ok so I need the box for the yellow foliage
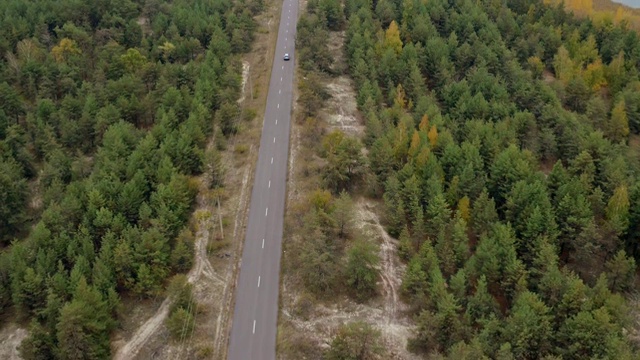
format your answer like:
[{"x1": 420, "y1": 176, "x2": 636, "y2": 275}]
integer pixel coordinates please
[
  {"x1": 415, "y1": 147, "x2": 430, "y2": 168},
  {"x1": 418, "y1": 114, "x2": 429, "y2": 132},
  {"x1": 309, "y1": 189, "x2": 333, "y2": 212},
  {"x1": 457, "y1": 196, "x2": 470, "y2": 223},
  {"x1": 615, "y1": 7, "x2": 629, "y2": 24},
  {"x1": 394, "y1": 84, "x2": 407, "y2": 109},
  {"x1": 195, "y1": 210, "x2": 212, "y2": 222},
  {"x1": 322, "y1": 130, "x2": 346, "y2": 156},
  {"x1": 583, "y1": 59, "x2": 607, "y2": 91},
  {"x1": 609, "y1": 99, "x2": 629, "y2": 141},
  {"x1": 428, "y1": 125, "x2": 438, "y2": 148},
  {"x1": 159, "y1": 41, "x2": 176, "y2": 60},
  {"x1": 408, "y1": 131, "x2": 421, "y2": 158},
  {"x1": 527, "y1": 56, "x2": 544, "y2": 78},
  {"x1": 384, "y1": 20, "x2": 403, "y2": 54},
  {"x1": 51, "y1": 38, "x2": 81, "y2": 63},
  {"x1": 566, "y1": 0, "x2": 593, "y2": 15}
]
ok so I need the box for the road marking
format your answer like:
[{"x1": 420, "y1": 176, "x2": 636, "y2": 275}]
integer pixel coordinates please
[
  {"x1": 282, "y1": 65, "x2": 284, "y2": 70},
  {"x1": 265, "y1": 207, "x2": 268, "y2": 216},
  {"x1": 273, "y1": 137, "x2": 276, "y2": 143},
  {"x1": 262, "y1": 238, "x2": 265, "y2": 248},
  {"x1": 279, "y1": 89, "x2": 281, "y2": 94},
  {"x1": 275, "y1": 119, "x2": 278, "y2": 124},
  {"x1": 277, "y1": 103, "x2": 280, "y2": 109},
  {"x1": 271, "y1": 157, "x2": 273, "y2": 164},
  {"x1": 285, "y1": 37, "x2": 287, "y2": 41},
  {"x1": 280, "y1": 77, "x2": 282, "y2": 82},
  {"x1": 268, "y1": 180, "x2": 271, "y2": 188},
  {"x1": 258, "y1": 276, "x2": 261, "y2": 288},
  {"x1": 253, "y1": 320, "x2": 256, "y2": 334}
]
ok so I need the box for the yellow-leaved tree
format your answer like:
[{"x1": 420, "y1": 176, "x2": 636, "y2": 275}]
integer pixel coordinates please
[
  {"x1": 608, "y1": 99, "x2": 629, "y2": 142},
  {"x1": 384, "y1": 20, "x2": 403, "y2": 55},
  {"x1": 583, "y1": 59, "x2": 607, "y2": 91},
  {"x1": 428, "y1": 124, "x2": 438, "y2": 148},
  {"x1": 51, "y1": 38, "x2": 81, "y2": 63}
]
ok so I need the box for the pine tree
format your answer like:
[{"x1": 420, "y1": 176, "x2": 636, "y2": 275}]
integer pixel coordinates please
[
  {"x1": 606, "y1": 185, "x2": 630, "y2": 236},
  {"x1": 384, "y1": 21, "x2": 403, "y2": 55},
  {"x1": 56, "y1": 277, "x2": 113, "y2": 360},
  {"x1": 503, "y1": 291, "x2": 553, "y2": 359},
  {"x1": 345, "y1": 239, "x2": 379, "y2": 301},
  {"x1": 471, "y1": 189, "x2": 498, "y2": 238},
  {"x1": 605, "y1": 250, "x2": 636, "y2": 292},
  {"x1": 607, "y1": 100, "x2": 630, "y2": 142},
  {"x1": 466, "y1": 275, "x2": 499, "y2": 324}
]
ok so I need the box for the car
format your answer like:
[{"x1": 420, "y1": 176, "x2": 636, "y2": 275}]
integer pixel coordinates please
[{"x1": 283, "y1": 53, "x2": 290, "y2": 61}]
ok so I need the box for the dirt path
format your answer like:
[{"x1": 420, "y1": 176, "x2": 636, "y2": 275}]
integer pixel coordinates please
[{"x1": 361, "y1": 202, "x2": 400, "y2": 324}]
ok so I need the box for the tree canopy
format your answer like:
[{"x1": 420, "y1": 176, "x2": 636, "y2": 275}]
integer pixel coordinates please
[
  {"x1": 0, "y1": 0, "x2": 261, "y2": 357},
  {"x1": 339, "y1": 0, "x2": 640, "y2": 357}
]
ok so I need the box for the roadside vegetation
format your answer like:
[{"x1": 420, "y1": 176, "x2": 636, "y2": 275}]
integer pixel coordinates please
[{"x1": 0, "y1": 0, "x2": 262, "y2": 357}]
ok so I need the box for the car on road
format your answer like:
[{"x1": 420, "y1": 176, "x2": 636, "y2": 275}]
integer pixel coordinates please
[{"x1": 283, "y1": 53, "x2": 290, "y2": 61}]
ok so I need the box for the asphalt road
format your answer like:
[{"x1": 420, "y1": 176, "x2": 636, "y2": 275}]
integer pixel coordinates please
[{"x1": 227, "y1": 0, "x2": 298, "y2": 359}]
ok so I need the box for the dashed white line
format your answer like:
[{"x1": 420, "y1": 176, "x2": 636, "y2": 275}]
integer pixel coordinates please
[
  {"x1": 253, "y1": 320, "x2": 256, "y2": 334},
  {"x1": 279, "y1": 89, "x2": 281, "y2": 94},
  {"x1": 275, "y1": 119, "x2": 278, "y2": 125},
  {"x1": 268, "y1": 180, "x2": 271, "y2": 188},
  {"x1": 282, "y1": 65, "x2": 284, "y2": 70},
  {"x1": 273, "y1": 137, "x2": 276, "y2": 143},
  {"x1": 265, "y1": 207, "x2": 268, "y2": 216},
  {"x1": 271, "y1": 157, "x2": 274, "y2": 164},
  {"x1": 285, "y1": 37, "x2": 287, "y2": 41},
  {"x1": 262, "y1": 238, "x2": 265, "y2": 248},
  {"x1": 277, "y1": 104, "x2": 280, "y2": 109},
  {"x1": 280, "y1": 77, "x2": 282, "y2": 82},
  {"x1": 258, "y1": 276, "x2": 261, "y2": 288}
]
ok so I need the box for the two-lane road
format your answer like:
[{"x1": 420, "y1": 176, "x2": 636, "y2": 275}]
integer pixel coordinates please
[{"x1": 227, "y1": 0, "x2": 298, "y2": 358}]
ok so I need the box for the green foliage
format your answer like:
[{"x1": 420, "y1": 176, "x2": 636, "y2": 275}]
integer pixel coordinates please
[
  {"x1": 0, "y1": 159, "x2": 28, "y2": 243},
  {"x1": 165, "y1": 274, "x2": 196, "y2": 340},
  {"x1": 56, "y1": 277, "x2": 114, "y2": 360},
  {"x1": 321, "y1": 130, "x2": 366, "y2": 192},
  {"x1": 325, "y1": 321, "x2": 385, "y2": 360},
  {"x1": 0, "y1": 0, "x2": 261, "y2": 356},
  {"x1": 345, "y1": 239, "x2": 379, "y2": 301},
  {"x1": 340, "y1": 0, "x2": 640, "y2": 357},
  {"x1": 166, "y1": 307, "x2": 195, "y2": 340}
]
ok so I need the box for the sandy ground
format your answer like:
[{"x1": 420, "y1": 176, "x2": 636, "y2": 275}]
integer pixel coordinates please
[{"x1": 0, "y1": 323, "x2": 27, "y2": 360}]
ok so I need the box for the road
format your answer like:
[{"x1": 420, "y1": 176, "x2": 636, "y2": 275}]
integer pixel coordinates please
[{"x1": 227, "y1": 0, "x2": 298, "y2": 358}]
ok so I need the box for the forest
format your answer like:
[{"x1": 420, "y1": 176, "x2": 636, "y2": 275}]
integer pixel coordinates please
[
  {"x1": 0, "y1": 0, "x2": 260, "y2": 357},
  {"x1": 290, "y1": 0, "x2": 640, "y2": 358}
]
